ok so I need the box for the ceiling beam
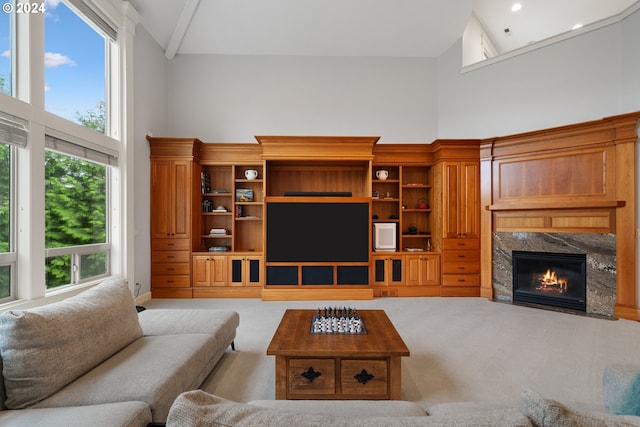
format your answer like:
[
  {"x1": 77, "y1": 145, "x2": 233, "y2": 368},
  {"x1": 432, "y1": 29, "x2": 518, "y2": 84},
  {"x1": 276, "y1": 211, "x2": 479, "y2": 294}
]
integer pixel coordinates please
[{"x1": 165, "y1": 0, "x2": 200, "y2": 59}]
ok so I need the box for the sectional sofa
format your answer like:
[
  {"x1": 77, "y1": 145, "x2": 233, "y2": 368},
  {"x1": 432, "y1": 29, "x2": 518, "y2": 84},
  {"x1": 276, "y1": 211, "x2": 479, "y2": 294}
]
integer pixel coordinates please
[
  {"x1": 165, "y1": 364, "x2": 640, "y2": 426},
  {"x1": 0, "y1": 276, "x2": 239, "y2": 426}
]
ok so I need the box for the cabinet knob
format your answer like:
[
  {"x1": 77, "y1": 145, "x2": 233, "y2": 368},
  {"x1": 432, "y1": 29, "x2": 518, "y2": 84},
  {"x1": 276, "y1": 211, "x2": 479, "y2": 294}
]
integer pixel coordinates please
[
  {"x1": 354, "y1": 369, "x2": 375, "y2": 385},
  {"x1": 301, "y1": 367, "x2": 322, "y2": 383}
]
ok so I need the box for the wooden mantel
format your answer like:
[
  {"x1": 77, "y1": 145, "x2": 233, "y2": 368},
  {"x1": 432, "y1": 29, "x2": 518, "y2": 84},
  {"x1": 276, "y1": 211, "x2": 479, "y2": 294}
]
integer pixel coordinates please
[{"x1": 480, "y1": 111, "x2": 640, "y2": 320}]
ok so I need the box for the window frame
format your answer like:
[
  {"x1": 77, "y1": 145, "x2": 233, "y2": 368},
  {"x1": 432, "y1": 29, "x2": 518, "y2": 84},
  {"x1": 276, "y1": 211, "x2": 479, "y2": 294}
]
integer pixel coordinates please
[{"x1": 0, "y1": 143, "x2": 17, "y2": 303}]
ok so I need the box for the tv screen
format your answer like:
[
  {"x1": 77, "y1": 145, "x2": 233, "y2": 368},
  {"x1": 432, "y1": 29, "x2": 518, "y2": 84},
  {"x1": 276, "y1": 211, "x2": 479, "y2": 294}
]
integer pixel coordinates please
[{"x1": 266, "y1": 202, "x2": 369, "y2": 263}]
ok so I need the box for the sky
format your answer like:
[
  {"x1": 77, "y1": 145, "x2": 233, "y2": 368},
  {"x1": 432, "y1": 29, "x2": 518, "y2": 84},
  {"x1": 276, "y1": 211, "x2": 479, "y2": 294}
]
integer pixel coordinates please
[{"x1": 1, "y1": 0, "x2": 105, "y2": 124}]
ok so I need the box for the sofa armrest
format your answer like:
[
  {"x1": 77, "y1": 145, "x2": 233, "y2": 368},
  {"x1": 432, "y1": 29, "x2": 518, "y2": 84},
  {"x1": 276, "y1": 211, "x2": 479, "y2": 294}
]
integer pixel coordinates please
[{"x1": 603, "y1": 364, "x2": 640, "y2": 412}]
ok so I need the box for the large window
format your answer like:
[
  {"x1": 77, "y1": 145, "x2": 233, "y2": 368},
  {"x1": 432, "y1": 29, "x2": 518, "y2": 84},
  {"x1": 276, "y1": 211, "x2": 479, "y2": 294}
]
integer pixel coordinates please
[
  {"x1": 0, "y1": 143, "x2": 12, "y2": 300},
  {"x1": 44, "y1": 144, "x2": 111, "y2": 289},
  {"x1": 0, "y1": 2, "x2": 12, "y2": 96},
  {"x1": 45, "y1": 0, "x2": 107, "y2": 131},
  {"x1": 0, "y1": 0, "x2": 127, "y2": 305}
]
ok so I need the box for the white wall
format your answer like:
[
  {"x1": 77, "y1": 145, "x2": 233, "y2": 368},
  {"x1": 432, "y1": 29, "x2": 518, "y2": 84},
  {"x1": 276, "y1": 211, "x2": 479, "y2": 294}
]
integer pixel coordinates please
[
  {"x1": 133, "y1": 27, "x2": 169, "y2": 297},
  {"x1": 166, "y1": 55, "x2": 438, "y2": 143},
  {"x1": 438, "y1": 21, "x2": 632, "y2": 139},
  {"x1": 621, "y1": 8, "x2": 640, "y2": 112}
]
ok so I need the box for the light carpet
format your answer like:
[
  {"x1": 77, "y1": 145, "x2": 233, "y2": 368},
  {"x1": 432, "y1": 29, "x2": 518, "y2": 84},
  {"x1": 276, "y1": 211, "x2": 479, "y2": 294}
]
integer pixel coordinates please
[{"x1": 143, "y1": 297, "x2": 640, "y2": 410}]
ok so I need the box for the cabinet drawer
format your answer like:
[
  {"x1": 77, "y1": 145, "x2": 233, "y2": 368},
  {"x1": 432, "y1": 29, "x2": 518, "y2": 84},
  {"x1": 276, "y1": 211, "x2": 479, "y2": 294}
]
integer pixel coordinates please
[
  {"x1": 442, "y1": 238, "x2": 479, "y2": 250},
  {"x1": 151, "y1": 263, "x2": 191, "y2": 276},
  {"x1": 341, "y1": 359, "x2": 388, "y2": 396},
  {"x1": 151, "y1": 238, "x2": 190, "y2": 251},
  {"x1": 288, "y1": 359, "x2": 335, "y2": 395},
  {"x1": 443, "y1": 250, "x2": 480, "y2": 262},
  {"x1": 442, "y1": 261, "x2": 480, "y2": 274},
  {"x1": 443, "y1": 274, "x2": 480, "y2": 287},
  {"x1": 151, "y1": 276, "x2": 191, "y2": 288},
  {"x1": 152, "y1": 251, "x2": 190, "y2": 263}
]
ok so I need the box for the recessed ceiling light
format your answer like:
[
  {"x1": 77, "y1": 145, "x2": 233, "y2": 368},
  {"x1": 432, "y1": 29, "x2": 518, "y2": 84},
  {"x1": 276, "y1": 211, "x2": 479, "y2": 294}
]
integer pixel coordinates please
[
  {"x1": 572, "y1": 23, "x2": 583, "y2": 30},
  {"x1": 511, "y1": 3, "x2": 522, "y2": 12}
]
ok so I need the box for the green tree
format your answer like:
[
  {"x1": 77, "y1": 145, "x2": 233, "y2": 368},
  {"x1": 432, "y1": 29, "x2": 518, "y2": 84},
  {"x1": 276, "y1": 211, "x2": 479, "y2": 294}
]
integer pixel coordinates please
[
  {"x1": 0, "y1": 144, "x2": 10, "y2": 298},
  {"x1": 45, "y1": 102, "x2": 107, "y2": 287},
  {"x1": 0, "y1": 144, "x2": 9, "y2": 254},
  {"x1": 75, "y1": 101, "x2": 105, "y2": 134}
]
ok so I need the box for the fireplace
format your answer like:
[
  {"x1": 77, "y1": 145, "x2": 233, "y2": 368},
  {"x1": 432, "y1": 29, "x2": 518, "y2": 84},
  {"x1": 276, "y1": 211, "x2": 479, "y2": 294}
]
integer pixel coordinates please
[{"x1": 512, "y1": 251, "x2": 587, "y2": 312}]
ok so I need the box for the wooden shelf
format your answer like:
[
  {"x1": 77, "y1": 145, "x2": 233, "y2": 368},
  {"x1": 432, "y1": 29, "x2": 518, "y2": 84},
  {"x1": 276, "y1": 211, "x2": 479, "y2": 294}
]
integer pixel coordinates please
[{"x1": 488, "y1": 201, "x2": 625, "y2": 211}]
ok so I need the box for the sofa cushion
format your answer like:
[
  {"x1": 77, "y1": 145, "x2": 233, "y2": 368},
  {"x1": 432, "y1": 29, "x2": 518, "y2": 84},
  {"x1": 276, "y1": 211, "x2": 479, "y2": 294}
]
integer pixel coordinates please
[
  {"x1": 167, "y1": 390, "x2": 533, "y2": 427},
  {"x1": 605, "y1": 365, "x2": 640, "y2": 413},
  {"x1": 0, "y1": 401, "x2": 151, "y2": 427},
  {"x1": 520, "y1": 388, "x2": 640, "y2": 427},
  {"x1": 605, "y1": 365, "x2": 640, "y2": 416},
  {"x1": 138, "y1": 308, "x2": 239, "y2": 345},
  {"x1": 0, "y1": 276, "x2": 143, "y2": 409},
  {"x1": 32, "y1": 333, "x2": 224, "y2": 423}
]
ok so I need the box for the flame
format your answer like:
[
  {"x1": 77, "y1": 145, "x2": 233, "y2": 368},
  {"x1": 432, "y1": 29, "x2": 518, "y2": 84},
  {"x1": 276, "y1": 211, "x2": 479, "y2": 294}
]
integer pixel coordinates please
[{"x1": 536, "y1": 268, "x2": 568, "y2": 293}]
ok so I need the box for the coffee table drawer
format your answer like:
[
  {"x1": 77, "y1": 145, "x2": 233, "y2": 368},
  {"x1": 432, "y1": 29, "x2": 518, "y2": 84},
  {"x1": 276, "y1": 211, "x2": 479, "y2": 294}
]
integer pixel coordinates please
[
  {"x1": 341, "y1": 359, "x2": 388, "y2": 396},
  {"x1": 288, "y1": 359, "x2": 335, "y2": 395}
]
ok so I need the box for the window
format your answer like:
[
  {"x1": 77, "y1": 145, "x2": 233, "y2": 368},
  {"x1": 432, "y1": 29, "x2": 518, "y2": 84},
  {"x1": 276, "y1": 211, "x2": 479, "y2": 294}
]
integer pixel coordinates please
[
  {"x1": 0, "y1": 111, "x2": 25, "y2": 302},
  {"x1": 0, "y1": 143, "x2": 13, "y2": 300},
  {"x1": 0, "y1": 0, "x2": 128, "y2": 305},
  {"x1": 0, "y1": 2, "x2": 12, "y2": 95},
  {"x1": 44, "y1": 140, "x2": 113, "y2": 289},
  {"x1": 44, "y1": 0, "x2": 107, "y2": 131}
]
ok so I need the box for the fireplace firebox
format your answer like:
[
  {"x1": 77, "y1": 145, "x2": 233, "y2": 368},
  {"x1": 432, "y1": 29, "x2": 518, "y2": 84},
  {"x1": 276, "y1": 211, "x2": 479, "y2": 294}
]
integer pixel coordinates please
[{"x1": 512, "y1": 251, "x2": 587, "y2": 312}]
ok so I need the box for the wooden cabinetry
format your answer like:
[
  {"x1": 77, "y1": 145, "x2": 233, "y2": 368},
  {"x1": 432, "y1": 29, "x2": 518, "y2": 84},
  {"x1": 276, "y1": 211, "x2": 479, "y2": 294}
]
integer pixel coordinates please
[
  {"x1": 228, "y1": 254, "x2": 263, "y2": 287},
  {"x1": 192, "y1": 254, "x2": 228, "y2": 287},
  {"x1": 433, "y1": 141, "x2": 481, "y2": 297},
  {"x1": 149, "y1": 138, "x2": 201, "y2": 298},
  {"x1": 442, "y1": 161, "x2": 479, "y2": 239},
  {"x1": 371, "y1": 254, "x2": 403, "y2": 291},
  {"x1": 404, "y1": 254, "x2": 440, "y2": 287},
  {"x1": 147, "y1": 136, "x2": 482, "y2": 300}
]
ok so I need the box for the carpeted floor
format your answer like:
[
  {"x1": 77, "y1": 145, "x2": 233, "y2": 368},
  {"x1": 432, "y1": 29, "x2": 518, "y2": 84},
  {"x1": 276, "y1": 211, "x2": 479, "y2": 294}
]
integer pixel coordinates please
[{"x1": 143, "y1": 297, "x2": 640, "y2": 410}]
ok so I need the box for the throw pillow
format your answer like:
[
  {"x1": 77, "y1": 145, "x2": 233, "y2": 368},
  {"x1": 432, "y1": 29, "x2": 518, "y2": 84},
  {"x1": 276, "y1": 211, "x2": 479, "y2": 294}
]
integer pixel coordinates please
[
  {"x1": 611, "y1": 372, "x2": 640, "y2": 416},
  {"x1": 521, "y1": 388, "x2": 640, "y2": 427},
  {"x1": 0, "y1": 276, "x2": 143, "y2": 409}
]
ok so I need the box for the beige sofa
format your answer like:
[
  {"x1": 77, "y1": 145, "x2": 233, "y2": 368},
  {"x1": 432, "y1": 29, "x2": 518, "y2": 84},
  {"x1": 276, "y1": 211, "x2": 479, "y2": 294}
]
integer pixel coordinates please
[
  {"x1": 0, "y1": 276, "x2": 239, "y2": 426},
  {"x1": 166, "y1": 364, "x2": 640, "y2": 426}
]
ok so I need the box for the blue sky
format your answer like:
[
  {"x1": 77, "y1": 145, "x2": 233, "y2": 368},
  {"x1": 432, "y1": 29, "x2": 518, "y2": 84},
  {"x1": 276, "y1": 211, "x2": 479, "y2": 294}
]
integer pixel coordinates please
[{"x1": 1, "y1": 0, "x2": 105, "y2": 124}]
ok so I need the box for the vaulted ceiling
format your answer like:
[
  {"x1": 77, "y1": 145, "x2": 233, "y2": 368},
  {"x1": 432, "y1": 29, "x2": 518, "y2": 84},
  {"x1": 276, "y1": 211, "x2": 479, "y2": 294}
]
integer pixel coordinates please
[{"x1": 127, "y1": 0, "x2": 639, "y2": 60}]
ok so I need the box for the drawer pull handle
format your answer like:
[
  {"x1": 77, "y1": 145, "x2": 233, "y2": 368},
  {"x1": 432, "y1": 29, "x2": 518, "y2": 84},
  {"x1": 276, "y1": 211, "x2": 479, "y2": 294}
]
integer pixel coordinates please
[
  {"x1": 167, "y1": 255, "x2": 174, "y2": 259},
  {"x1": 458, "y1": 255, "x2": 465, "y2": 258},
  {"x1": 354, "y1": 369, "x2": 375, "y2": 385},
  {"x1": 301, "y1": 367, "x2": 322, "y2": 383},
  {"x1": 458, "y1": 279, "x2": 466, "y2": 282},
  {"x1": 458, "y1": 267, "x2": 465, "y2": 270}
]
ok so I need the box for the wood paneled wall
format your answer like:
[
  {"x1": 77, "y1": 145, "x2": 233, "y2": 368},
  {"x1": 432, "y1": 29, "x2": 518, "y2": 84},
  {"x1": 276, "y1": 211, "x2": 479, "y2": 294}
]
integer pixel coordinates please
[{"x1": 480, "y1": 112, "x2": 640, "y2": 320}]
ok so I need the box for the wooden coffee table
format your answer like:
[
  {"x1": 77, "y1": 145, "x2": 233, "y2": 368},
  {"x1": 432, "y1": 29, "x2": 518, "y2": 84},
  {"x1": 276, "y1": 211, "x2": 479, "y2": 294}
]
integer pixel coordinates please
[{"x1": 267, "y1": 309, "x2": 410, "y2": 400}]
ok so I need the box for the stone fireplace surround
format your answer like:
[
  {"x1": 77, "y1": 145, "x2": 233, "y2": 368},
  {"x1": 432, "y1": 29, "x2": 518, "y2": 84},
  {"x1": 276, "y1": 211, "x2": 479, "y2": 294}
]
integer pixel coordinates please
[
  {"x1": 479, "y1": 112, "x2": 640, "y2": 320},
  {"x1": 492, "y1": 232, "x2": 616, "y2": 317}
]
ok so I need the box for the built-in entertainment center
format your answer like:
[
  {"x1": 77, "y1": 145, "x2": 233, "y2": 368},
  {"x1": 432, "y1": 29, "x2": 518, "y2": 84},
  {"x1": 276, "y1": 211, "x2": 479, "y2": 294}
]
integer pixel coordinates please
[{"x1": 148, "y1": 135, "x2": 481, "y2": 300}]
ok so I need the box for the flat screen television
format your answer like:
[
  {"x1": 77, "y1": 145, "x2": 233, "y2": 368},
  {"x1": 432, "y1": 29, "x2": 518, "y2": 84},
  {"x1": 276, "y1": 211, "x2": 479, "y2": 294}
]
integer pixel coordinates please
[{"x1": 266, "y1": 202, "x2": 369, "y2": 263}]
